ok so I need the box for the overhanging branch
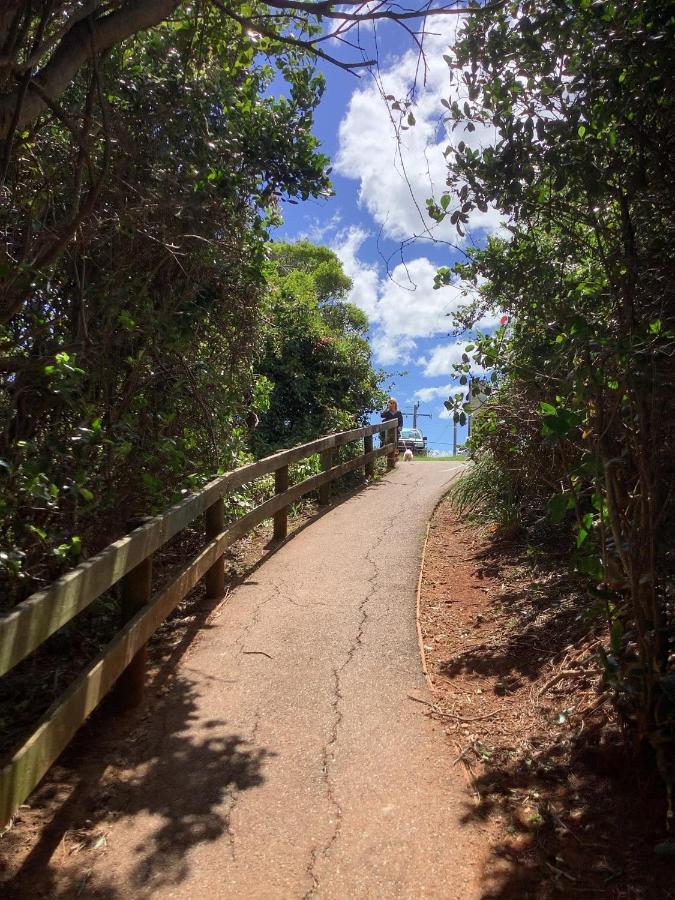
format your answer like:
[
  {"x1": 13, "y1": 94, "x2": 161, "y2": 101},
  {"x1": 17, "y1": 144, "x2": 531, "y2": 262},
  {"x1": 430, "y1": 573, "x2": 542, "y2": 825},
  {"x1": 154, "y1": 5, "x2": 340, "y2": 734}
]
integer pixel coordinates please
[
  {"x1": 0, "y1": 0, "x2": 180, "y2": 140},
  {"x1": 0, "y1": 0, "x2": 501, "y2": 139}
]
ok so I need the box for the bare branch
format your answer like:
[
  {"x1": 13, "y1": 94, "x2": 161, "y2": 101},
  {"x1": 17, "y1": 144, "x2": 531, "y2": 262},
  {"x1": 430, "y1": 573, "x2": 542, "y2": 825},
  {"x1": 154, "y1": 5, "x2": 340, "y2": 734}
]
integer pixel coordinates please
[
  {"x1": 212, "y1": 0, "x2": 375, "y2": 73},
  {"x1": 0, "y1": 0, "x2": 500, "y2": 138}
]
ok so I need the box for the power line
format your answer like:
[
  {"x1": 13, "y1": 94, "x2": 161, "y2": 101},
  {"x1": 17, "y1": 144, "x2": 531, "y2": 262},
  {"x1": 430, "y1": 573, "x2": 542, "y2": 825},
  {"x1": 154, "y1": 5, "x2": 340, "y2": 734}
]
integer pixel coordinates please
[{"x1": 400, "y1": 400, "x2": 432, "y2": 429}]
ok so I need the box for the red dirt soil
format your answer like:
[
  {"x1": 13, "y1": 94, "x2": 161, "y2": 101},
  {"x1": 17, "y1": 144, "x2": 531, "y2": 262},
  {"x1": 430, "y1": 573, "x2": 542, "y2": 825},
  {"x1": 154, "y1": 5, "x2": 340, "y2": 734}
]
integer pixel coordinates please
[{"x1": 417, "y1": 496, "x2": 673, "y2": 900}]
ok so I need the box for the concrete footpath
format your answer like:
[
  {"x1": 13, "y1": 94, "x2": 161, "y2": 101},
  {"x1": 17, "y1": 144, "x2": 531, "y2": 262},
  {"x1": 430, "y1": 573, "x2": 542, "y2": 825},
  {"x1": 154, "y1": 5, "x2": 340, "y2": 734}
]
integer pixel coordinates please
[{"x1": 76, "y1": 463, "x2": 485, "y2": 898}]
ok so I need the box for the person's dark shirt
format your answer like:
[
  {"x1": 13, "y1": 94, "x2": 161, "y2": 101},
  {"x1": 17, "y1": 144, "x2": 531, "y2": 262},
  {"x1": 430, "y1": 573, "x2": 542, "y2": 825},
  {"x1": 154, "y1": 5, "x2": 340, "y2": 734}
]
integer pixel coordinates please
[{"x1": 381, "y1": 408, "x2": 403, "y2": 434}]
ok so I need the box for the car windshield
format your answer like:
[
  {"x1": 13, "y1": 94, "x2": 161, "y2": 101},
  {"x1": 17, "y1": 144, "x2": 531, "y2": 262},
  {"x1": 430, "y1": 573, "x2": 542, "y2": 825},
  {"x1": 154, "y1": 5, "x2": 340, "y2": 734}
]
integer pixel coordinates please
[{"x1": 401, "y1": 429, "x2": 423, "y2": 440}]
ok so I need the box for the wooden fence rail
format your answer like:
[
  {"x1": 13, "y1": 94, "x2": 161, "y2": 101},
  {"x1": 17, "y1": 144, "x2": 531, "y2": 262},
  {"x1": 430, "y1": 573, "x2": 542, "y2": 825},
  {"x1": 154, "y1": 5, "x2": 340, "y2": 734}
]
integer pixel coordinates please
[{"x1": 0, "y1": 420, "x2": 398, "y2": 827}]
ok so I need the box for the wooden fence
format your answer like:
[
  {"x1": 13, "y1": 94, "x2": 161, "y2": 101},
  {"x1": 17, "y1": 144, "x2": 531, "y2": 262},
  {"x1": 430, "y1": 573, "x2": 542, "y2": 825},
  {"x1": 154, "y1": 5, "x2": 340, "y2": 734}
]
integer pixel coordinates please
[{"x1": 0, "y1": 420, "x2": 398, "y2": 828}]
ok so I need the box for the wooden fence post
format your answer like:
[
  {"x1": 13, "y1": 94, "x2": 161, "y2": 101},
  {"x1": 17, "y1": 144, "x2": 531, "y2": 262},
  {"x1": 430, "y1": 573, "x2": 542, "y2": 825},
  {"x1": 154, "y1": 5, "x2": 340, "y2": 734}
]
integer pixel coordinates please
[
  {"x1": 205, "y1": 497, "x2": 225, "y2": 598},
  {"x1": 364, "y1": 433, "x2": 374, "y2": 479},
  {"x1": 319, "y1": 448, "x2": 333, "y2": 506},
  {"x1": 115, "y1": 516, "x2": 153, "y2": 709},
  {"x1": 387, "y1": 424, "x2": 397, "y2": 470},
  {"x1": 273, "y1": 465, "x2": 289, "y2": 539}
]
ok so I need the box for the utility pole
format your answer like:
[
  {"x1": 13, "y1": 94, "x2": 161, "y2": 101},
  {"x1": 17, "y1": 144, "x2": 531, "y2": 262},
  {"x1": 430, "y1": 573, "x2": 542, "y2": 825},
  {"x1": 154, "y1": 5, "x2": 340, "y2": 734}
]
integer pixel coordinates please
[{"x1": 401, "y1": 401, "x2": 432, "y2": 430}]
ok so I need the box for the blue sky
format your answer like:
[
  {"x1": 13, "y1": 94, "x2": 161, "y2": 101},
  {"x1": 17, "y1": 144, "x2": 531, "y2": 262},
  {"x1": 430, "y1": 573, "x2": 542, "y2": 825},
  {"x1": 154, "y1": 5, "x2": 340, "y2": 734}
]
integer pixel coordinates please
[{"x1": 274, "y1": 20, "x2": 503, "y2": 452}]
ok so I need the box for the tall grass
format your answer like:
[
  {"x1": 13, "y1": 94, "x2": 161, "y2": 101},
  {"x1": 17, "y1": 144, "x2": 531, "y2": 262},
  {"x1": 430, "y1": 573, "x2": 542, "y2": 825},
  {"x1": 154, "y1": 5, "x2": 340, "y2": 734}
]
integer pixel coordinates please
[{"x1": 448, "y1": 453, "x2": 521, "y2": 534}]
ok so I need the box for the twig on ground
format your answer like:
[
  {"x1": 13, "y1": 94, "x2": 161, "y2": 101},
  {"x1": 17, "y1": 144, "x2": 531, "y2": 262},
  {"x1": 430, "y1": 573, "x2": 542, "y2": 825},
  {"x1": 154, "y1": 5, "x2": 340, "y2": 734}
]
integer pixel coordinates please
[
  {"x1": 581, "y1": 693, "x2": 610, "y2": 717},
  {"x1": 407, "y1": 693, "x2": 501, "y2": 723},
  {"x1": 243, "y1": 650, "x2": 274, "y2": 659},
  {"x1": 451, "y1": 740, "x2": 482, "y2": 805},
  {"x1": 545, "y1": 861, "x2": 577, "y2": 882},
  {"x1": 537, "y1": 668, "x2": 596, "y2": 699},
  {"x1": 452, "y1": 743, "x2": 476, "y2": 765}
]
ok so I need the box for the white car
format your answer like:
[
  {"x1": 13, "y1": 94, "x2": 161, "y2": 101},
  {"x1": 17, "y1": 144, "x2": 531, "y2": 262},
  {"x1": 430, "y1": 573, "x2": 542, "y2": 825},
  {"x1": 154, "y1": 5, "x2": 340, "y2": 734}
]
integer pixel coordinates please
[{"x1": 398, "y1": 428, "x2": 427, "y2": 455}]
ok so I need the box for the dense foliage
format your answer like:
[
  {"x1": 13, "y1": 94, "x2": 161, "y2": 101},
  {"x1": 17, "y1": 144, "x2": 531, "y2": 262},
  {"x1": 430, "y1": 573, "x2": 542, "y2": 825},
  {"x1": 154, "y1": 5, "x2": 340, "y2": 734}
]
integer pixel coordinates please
[
  {"x1": 434, "y1": 0, "x2": 674, "y2": 790},
  {"x1": 0, "y1": 8, "x2": 385, "y2": 608},
  {"x1": 253, "y1": 242, "x2": 385, "y2": 454}
]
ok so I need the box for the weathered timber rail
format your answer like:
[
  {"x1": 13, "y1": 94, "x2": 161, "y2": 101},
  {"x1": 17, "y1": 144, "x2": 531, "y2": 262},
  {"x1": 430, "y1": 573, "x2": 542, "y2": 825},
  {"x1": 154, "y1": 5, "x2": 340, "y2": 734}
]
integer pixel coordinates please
[{"x1": 0, "y1": 420, "x2": 398, "y2": 828}]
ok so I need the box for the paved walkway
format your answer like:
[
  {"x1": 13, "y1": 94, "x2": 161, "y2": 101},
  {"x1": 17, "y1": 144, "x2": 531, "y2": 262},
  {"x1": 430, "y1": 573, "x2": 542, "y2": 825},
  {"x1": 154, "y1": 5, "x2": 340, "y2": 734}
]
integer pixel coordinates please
[{"x1": 78, "y1": 463, "x2": 484, "y2": 899}]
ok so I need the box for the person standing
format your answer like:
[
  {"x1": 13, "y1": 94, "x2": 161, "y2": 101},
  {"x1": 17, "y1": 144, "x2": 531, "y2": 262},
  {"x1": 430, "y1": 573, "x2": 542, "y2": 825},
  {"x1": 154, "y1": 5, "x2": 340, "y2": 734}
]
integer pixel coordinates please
[{"x1": 381, "y1": 397, "x2": 403, "y2": 451}]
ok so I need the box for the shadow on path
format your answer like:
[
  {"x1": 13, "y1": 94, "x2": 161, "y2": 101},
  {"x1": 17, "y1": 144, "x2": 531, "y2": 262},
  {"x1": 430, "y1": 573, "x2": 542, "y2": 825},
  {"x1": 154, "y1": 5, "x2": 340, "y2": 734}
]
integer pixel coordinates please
[
  {"x1": 4, "y1": 672, "x2": 269, "y2": 899},
  {"x1": 2, "y1": 479, "x2": 390, "y2": 897}
]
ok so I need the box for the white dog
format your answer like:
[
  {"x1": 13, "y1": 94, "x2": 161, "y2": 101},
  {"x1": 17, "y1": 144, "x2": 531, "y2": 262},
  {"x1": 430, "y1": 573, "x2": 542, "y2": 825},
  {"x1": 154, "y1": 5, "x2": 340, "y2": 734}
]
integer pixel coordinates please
[{"x1": 403, "y1": 448, "x2": 414, "y2": 462}]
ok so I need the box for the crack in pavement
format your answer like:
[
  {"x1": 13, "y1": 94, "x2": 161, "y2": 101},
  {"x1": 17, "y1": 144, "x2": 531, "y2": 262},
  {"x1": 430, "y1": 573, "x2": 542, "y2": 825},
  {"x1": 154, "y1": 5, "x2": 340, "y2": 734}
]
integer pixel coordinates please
[
  {"x1": 222, "y1": 707, "x2": 263, "y2": 861},
  {"x1": 302, "y1": 666, "x2": 343, "y2": 900},
  {"x1": 303, "y1": 489, "x2": 412, "y2": 897},
  {"x1": 232, "y1": 581, "x2": 284, "y2": 659}
]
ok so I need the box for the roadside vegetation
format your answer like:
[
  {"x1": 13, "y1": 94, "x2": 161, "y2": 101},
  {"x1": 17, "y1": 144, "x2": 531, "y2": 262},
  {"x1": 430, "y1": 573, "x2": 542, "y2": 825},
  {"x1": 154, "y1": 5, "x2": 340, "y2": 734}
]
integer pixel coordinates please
[
  {"x1": 0, "y1": 15, "x2": 385, "y2": 610},
  {"x1": 0, "y1": 7, "x2": 389, "y2": 774},
  {"x1": 434, "y1": 0, "x2": 674, "y2": 804}
]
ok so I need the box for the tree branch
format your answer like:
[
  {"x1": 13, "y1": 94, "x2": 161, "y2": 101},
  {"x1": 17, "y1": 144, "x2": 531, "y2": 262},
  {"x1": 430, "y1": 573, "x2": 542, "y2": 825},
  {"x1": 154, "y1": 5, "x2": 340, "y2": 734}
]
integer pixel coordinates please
[
  {"x1": 212, "y1": 0, "x2": 375, "y2": 73},
  {"x1": 0, "y1": 0, "x2": 501, "y2": 138},
  {"x1": 0, "y1": 0, "x2": 180, "y2": 140},
  {"x1": 263, "y1": 0, "x2": 495, "y2": 22}
]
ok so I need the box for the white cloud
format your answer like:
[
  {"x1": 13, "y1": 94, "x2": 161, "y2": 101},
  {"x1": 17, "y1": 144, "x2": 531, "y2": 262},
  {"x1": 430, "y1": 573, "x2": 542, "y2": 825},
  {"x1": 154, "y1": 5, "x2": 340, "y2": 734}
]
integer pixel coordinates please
[
  {"x1": 377, "y1": 257, "x2": 457, "y2": 338},
  {"x1": 412, "y1": 383, "x2": 457, "y2": 402},
  {"x1": 371, "y1": 331, "x2": 417, "y2": 365},
  {"x1": 332, "y1": 225, "x2": 380, "y2": 321},
  {"x1": 333, "y1": 226, "x2": 481, "y2": 365},
  {"x1": 419, "y1": 341, "x2": 467, "y2": 377},
  {"x1": 294, "y1": 210, "x2": 343, "y2": 244},
  {"x1": 335, "y1": 23, "x2": 504, "y2": 244}
]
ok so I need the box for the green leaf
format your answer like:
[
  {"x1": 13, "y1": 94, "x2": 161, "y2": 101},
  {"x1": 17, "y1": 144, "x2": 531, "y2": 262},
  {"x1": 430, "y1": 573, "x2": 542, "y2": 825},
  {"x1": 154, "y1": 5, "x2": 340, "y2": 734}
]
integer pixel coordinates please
[{"x1": 547, "y1": 493, "x2": 567, "y2": 524}]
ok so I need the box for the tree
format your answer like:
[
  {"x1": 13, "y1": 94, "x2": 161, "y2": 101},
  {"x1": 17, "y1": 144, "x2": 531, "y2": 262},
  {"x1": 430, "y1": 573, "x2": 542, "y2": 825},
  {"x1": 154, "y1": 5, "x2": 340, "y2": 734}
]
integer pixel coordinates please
[
  {"x1": 0, "y1": 14, "x2": 330, "y2": 603},
  {"x1": 252, "y1": 241, "x2": 385, "y2": 453},
  {"x1": 0, "y1": 1, "x2": 504, "y2": 321},
  {"x1": 431, "y1": 0, "x2": 674, "y2": 782},
  {"x1": 0, "y1": 0, "x2": 492, "y2": 134}
]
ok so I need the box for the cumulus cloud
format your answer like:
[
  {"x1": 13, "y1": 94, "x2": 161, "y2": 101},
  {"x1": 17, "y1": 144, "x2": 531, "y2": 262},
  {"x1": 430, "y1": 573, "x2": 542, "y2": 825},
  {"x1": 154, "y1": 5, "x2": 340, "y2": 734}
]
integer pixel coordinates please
[
  {"x1": 335, "y1": 23, "x2": 504, "y2": 243},
  {"x1": 332, "y1": 225, "x2": 380, "y2": 321},
  {"x1": 419, "y1": 341, "x2": 468, "y2": 377},
  {"x1": 333, "y1": 226, "x2": 480, "y2": 365},
  {"x1": 371, "y1": 332, "x2": 417, "y2": 365},
  {"x1": 412, "y1": 383, "x2": 457, "y2": 402}
]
